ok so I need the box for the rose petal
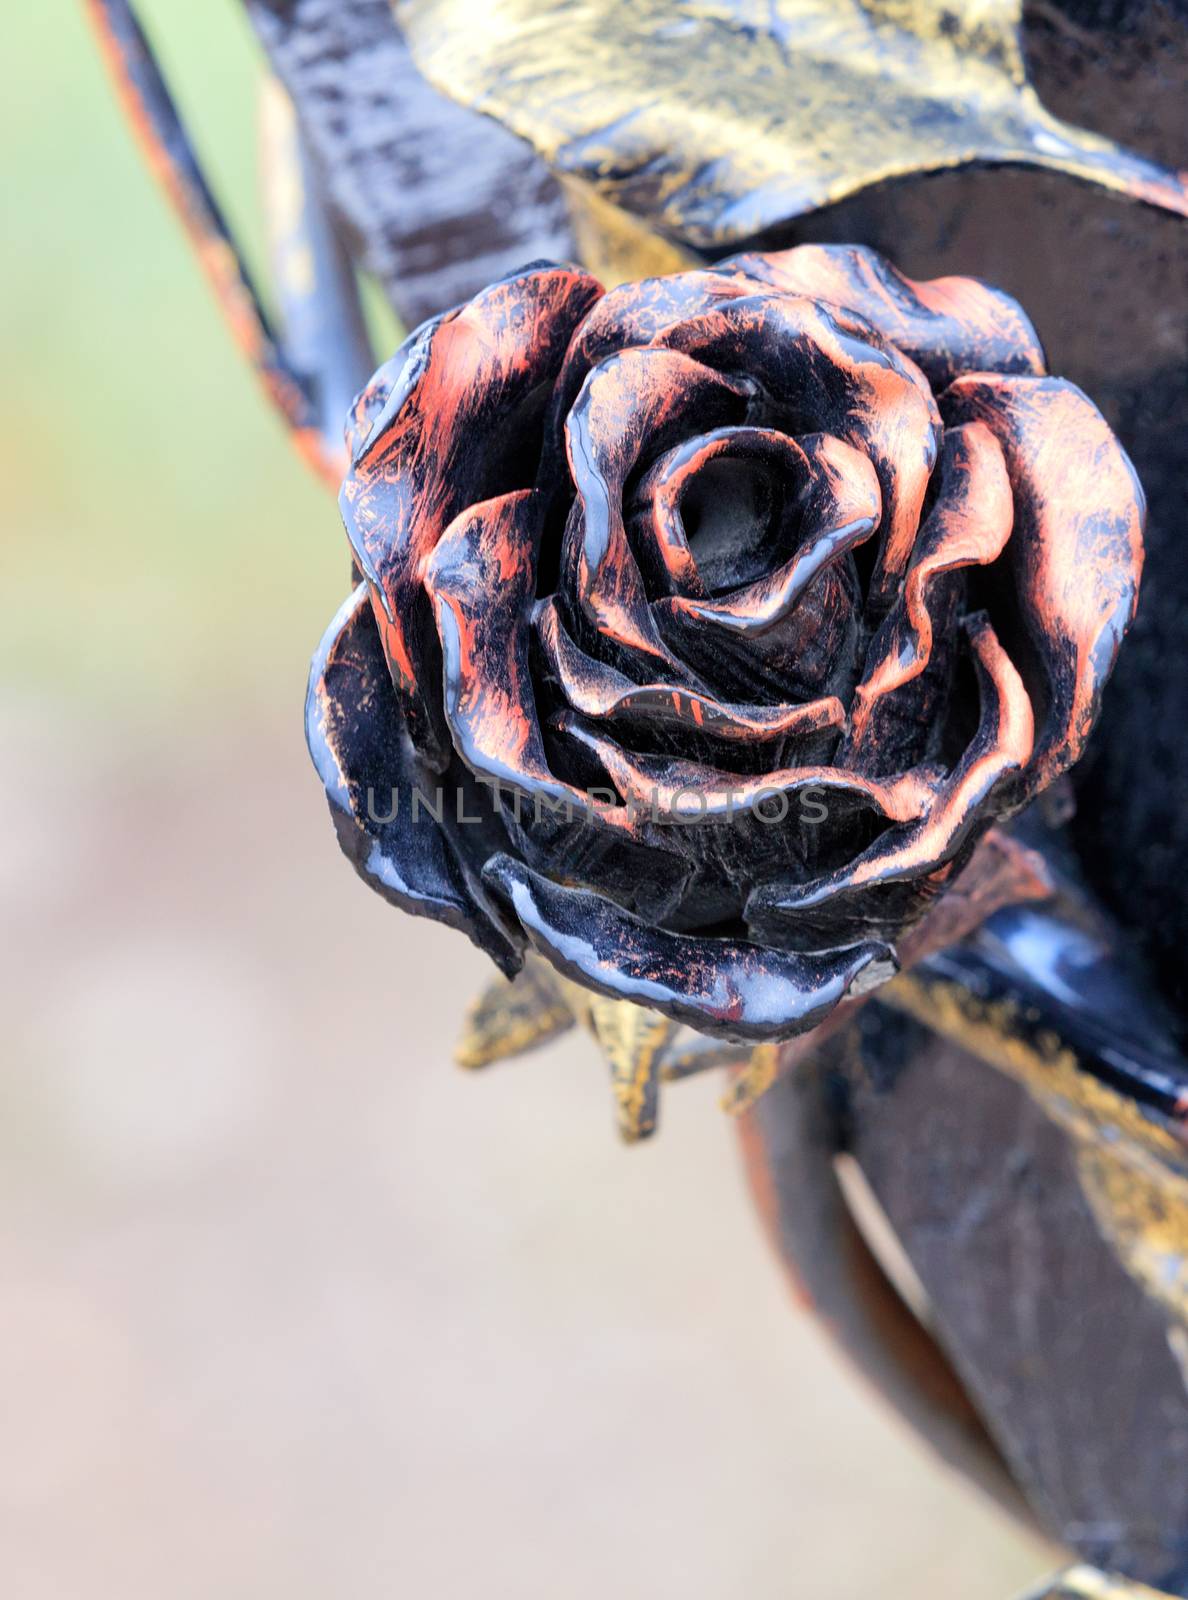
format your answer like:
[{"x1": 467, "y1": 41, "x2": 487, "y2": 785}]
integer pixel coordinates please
[
  {"x1": 563, "y1": 346, "x2": 754, "y2": 668},
  {"x1": 339, "y1": 262, "x2": 603, "y2": 765},
  {"x1": 722, "y1": 245, "x2": 1046, "y2": 389},
  {"x1": 651, "y1": 293, "x2": 941, "y2": 605},
  {"x1": 943, "y1": 374, "x2": 1145, "y2": 799},
  {"x1": 547, "y1": 266, "x2": 762, "y2": 438},
  {"x1": 654, "y1": 433, "x2": 880, "y2": 636},
  {"x1": 845, "y1": 421, "x2": 1014, "y2": 766},
  {"x1": 482, "y1": 853, "x2": 897, "y2": 1042},
  {"x1": 556, "y1": 714, "x2": 935, "y2": 825},
  {"x1": 424, "y1": 489, "x2": 638, "y2": 831},
  {"x1": 535, "y1": 596, "x2": 846, "y2": 744},
  {"x1": 343, "y1": 300, "x2": 472, "y2": 463},
  {"x1": 306, "y1": 584, "x2": 523, "y2": 974},
  {"x1": 656, "y1": 564, "x2": 864, "y2": 708},
  {"x1": 420, "y1": 493, "x2": 712, "y2": 924},
  {"x1": 746, "y1": 613, "x2": 1034, "y2": 945},
  {"x1": 629, "y1": 426, "x2": 810, "y2": 599}
]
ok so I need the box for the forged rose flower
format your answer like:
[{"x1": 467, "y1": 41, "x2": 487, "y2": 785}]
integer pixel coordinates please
[{"x1": 307, "y1": 245, "x2": 1144, "y2": 1040}]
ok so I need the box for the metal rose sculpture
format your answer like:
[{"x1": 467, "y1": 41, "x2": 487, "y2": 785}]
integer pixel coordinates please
[
  {"x1": 306, "y1": 245, "x2": 1144, "y2": 1042},
  {"x1": 90, "y1": 6, "x2": 1188, "y2": 1588}
]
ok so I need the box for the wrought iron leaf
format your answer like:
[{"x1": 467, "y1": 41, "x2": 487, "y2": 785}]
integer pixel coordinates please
[
  {"x1": 393, "y1": 0, "x2": 1188, "y2": 250},
  {"x1": 586, "y1": 996, "x2": 679, "y2": 1143},
  {"x1": 455, "y1": 955, "x2": 575, "y2": 1069}
]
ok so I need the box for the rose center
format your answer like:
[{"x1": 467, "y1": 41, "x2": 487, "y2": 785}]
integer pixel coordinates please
[{"x1": 680, "y1": 457, "x2": 789, "y2": 595}]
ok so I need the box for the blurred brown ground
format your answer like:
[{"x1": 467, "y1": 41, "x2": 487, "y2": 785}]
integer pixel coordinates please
[{"x1": 0, "y1": 3, "x2": 1052, "y2": 1594}]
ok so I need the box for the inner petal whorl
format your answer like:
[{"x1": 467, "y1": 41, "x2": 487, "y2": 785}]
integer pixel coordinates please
[{"x1": 630, "y1": 426, "x2": 810, "y2": 601}]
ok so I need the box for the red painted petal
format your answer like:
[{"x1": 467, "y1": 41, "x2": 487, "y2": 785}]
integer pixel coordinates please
[
  {"x1": 651, "y1": 294, "x2": 940, "y2": 604},
  {"x1": 747, "y1": 613, "x2": 1034, "y2": 942},
  {"x1": 344, "y1": 338, "x2": 420, "y2": 462},
  {"x1": 846, "y1": 422, "x2": 1014, "y2": 762},
  {"x1": 943, "y1": 374, "x2": 1145, "y2": 798},
  {"x1": 339, "y1": 263, "x2": 603, "y2": 765},
  {"x1": 535, "y1": 597, "x2": 846, "y2": 744},
  {"x1": 723, "y1": 245, "x2": 1046, "y2": 388},
  {"x1": 654, "y1": 433, "x2": 880, "y2": 636},
  {"x1": 423, "y1": 489, "x2": 625, "y2": 826},
  {"x1": 548, "y1": 266, "x2": 762, "y2": 435},
  {"x1": 556, "y1": 714, "x2": 935, "y2": 825},
  {"x1": 563, "y1": 346, "x2": 754, "y2": 667},
  {"x1": 483, "y1": 853, "x2": 897, "y2": 1042},
  {"x1": 305, "y1": 584, "x2": 523, "y2": 973}
]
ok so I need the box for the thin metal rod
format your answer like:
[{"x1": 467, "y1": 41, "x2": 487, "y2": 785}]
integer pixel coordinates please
[{"x1": 84, "y1": 0, "x2": 350, "y2": 488}]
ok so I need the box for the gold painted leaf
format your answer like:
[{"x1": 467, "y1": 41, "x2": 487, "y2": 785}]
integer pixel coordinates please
[
  {"x1": 719, "y1": 1043, "x2": 781, "y2": 1117},
  {"x1": 455, "y1": 955, "x2": 576, "y2": 1069},
  {"x1": 393, "y1": 0, "x2": 1188, "y2": 251},
  {"x1": 586, "y1": 996, "x2": 679, "y2": 1143},
  {"x1": 559, "y1": 175, "x2": 696, "y2": 287}
]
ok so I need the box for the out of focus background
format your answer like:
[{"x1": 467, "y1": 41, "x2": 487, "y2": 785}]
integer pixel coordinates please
[{"x1": 2, "y1": 4, "x2": 1053, "y2": 1594}]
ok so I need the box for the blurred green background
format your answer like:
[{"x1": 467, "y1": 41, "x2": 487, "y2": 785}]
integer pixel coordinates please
[
  {"x1": 0, "y1": 5, "x2": 1052, "y2": 1596},
  {"x1": 4, "y1": 0, "x2": 338, "y2": 717}
]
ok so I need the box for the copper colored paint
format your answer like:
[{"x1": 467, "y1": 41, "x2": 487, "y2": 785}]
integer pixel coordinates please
[{"x1": 311, "y1": 245, "x2": 1144, "y2": 1038}]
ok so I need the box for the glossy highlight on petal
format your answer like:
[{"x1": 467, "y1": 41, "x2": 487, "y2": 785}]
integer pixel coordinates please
[
  {"x1": 654, "y1": 433, "x2": 880, "y2": 638},
  {"x1": 847, "y1": 422, "x2": 1014, "y2": 758},
  {"x1": 723, "y1": 244, "x2": 1047, "y2": 389},
  {"x1": 536, "y1": 597, "x2": 846, "y2": 744},
  {"x1": 344, "y1": 331, "x2": 424, "y2": 464},
  {"x1": 340, "y1": 262, "x2": 603, "y2": 763},
  {"x1": 943, "y1": 374, "x2": 1145, "y2": 798},
  {"x1": 483, "y1": 854, "x2": 897, "y2": 1042},
  {"x1": 306, "y1": 585, "x2": 523, "y2": 974},
  {"x1": 563, "y1": 346, "x2": 753, "y2": 666},
  {"x1": 748, "y1": 613, "x2": 1034, "y2": 943}
]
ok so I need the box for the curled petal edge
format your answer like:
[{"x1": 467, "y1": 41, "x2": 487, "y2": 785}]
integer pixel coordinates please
[
  {"x1": 535, "y1": 598, "x2": 846, "y2": 745},
  {"x1": 424, "y1": 490, "x2": 600, "y2": 814},
  {"x1": 721, "y1": 244, "x2": 1047, "y2": 389},
  {"x1": 942, "y1": 373, "x2": 1145, "y2": 802},
  {"x1": 556, "y1": 714, "x2": 936, "y2": 825},
  {"x1": 649, "y1": 292, "x2": 940, "y2": 602},
  {"x1": 483, "y1": 853, "x2": 898, "y2": 1042},
  {"x1": 340, "y1": 262, "x2": 603, "y2": 764},
  {"x1": 747, "y1": 611, "x2": 1034, "y2": 939},
  {"x1": 846, "y1": 420, "x2": 1014, "y2": 756},
  {"x1": 654, "y1": 432, "x2": 881, "y2": 638},
  {"x1": 631, "y1": 425, "x2": 811, "y2": 600},
  {"x1": 564, "y1": 345, "x2": 754, "y2": 669},
  {"x1": 306, "y1": 584, "x2": 524, "y2": 975}
]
